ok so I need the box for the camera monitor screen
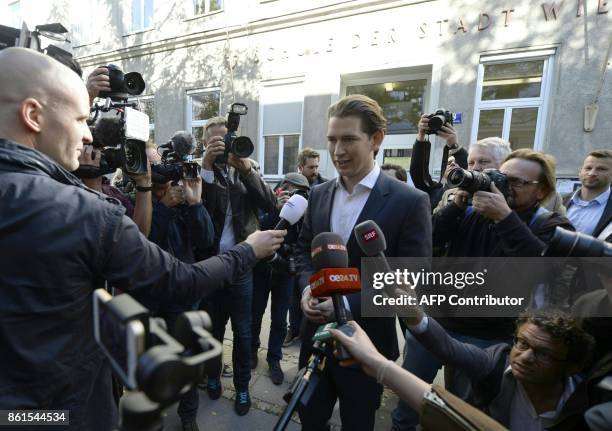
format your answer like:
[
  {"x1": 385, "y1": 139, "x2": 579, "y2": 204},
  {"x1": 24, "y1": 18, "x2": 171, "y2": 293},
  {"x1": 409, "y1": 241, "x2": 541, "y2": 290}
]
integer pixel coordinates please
[{"x1": 93, "y1": 289, "x2": 145, "y2": 390}]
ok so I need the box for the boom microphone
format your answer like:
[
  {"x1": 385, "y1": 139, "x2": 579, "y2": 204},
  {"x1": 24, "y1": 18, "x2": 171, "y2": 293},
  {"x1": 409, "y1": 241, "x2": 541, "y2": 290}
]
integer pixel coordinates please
[{"x1": 169, "y1": 131, "x2": 195, "y2": 158}]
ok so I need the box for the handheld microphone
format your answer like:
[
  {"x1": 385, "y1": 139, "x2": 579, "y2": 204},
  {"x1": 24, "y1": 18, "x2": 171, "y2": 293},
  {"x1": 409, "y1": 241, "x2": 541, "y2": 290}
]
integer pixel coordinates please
[
  {"x1": 309, "y1": 233, "x2": 360, "y2": 364},
  {"x1": 354, "y1": 220, "x2": 392, "y2": 273},
  {"x1": 265, "y1": 194, "x2": 309, "y2": 264},
  {"x1": 169, "y1": 131, "x2": 195, "y2": 158},
  {"x1": 275, "y1": 193, "x2": 308, "y2": 230}
]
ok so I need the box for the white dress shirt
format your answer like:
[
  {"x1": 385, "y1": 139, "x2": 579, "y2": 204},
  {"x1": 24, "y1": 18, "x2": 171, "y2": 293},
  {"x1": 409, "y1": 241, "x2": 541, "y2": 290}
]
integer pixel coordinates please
[{"x1": 330, "y1": 163, "x2": 381, "y2": 245}]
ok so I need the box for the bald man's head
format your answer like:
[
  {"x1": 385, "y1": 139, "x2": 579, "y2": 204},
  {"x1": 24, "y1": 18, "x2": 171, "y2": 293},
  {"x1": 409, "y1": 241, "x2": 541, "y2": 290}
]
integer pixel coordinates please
[{"x1": 0, "y1": 47, "x2": 92, "y2": 171}]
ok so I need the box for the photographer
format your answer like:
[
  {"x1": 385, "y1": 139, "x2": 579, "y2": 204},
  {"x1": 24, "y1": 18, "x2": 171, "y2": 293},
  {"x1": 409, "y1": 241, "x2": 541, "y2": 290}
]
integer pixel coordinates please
[
  {"x1": 198, "y1": 116, "x2": 277, "y2": 415},
  {"x1": 77, "y1": 143, "x2": 153, "y2": 236},
  {"x1": 0, "y1": 48, "x2": 286, "y2": 430},
  {"x1": 251, "y1": 173, "x2": 310, "y2": 384},
  {"x1": 410, "y1": 113, "x2": 468, "y2": 210},
  {"x1": 129, "y1": 174, "x2": 213, "y2": 431},
  {"x1": 393, "y1": 149, "x2": 574, "y2": 430}
]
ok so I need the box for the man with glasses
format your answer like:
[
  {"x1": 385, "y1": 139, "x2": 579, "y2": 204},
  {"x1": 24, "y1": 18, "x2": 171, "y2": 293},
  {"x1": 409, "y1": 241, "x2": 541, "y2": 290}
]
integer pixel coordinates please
[
  {"x1": 393, "y1": 149, "x2": 574, "y2": 430},
  {"x1": 398, "y1": 307, "x2": 594, "y2": 430}
]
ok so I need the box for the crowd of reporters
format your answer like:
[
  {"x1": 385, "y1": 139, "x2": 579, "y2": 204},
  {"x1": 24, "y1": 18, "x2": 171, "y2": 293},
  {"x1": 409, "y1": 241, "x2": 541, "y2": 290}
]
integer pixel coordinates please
[{"x1": 0, "y1": 46, "x2": 610, "y2": 431}]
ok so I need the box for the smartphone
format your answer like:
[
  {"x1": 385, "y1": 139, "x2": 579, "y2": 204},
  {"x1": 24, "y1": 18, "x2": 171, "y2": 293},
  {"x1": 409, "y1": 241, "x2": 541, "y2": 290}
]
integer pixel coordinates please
[{"x1": 93, "y1": 289, "x2": 146, "y2": 390}]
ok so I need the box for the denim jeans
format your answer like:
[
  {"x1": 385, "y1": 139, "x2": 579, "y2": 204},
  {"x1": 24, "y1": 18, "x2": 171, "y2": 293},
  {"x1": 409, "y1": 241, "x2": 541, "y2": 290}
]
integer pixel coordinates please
[
  {"x1": 391, "y1": 329, "x2": 510, "y2": 431},
  {"x1": 208, "y1": 271, "x2": 254, "y2": 391},
  {"x1": 252, "y1": 265, "x2": 293, "y2": 363}
]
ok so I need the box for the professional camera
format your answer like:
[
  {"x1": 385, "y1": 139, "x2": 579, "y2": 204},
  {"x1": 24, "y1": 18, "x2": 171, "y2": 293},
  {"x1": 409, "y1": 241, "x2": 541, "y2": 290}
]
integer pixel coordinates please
[
  {"x1": 151, "y1": 132, "x2": 201, "y2": 184},
  {"x1": 425, "y1": 109, "x2": 453, "y2": 135},
  {"x1": 99, "y1": 64, "x2": 146, "y2": 101},
  {"x1": 217, "y1": 102, "x2": 254, "y2": 163},
  {"x1": 93, "y1": 289, "x2": 222, "y2": 431},
  {"x1": 543, "y1": 227, "x2": 612, "y2": 258},
  {"x1": 447, "y1": 167, "x2": 511, "y2": 198}
]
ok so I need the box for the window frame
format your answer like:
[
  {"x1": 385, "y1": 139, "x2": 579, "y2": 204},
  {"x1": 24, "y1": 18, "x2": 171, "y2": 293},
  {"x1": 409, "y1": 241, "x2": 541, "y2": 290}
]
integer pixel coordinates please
[
  {"x1": 185, "y1": 87, "x2": 222, "y2": 148},
  {"x1": 187, "y1": 0, "x2": 224, "y2": 18},
  {"x1": 261, "y1": 133, "x2": 302, "y2": 177},
  {"x1": 471, "y1": 50, "x2": 555, "y2": 151}
]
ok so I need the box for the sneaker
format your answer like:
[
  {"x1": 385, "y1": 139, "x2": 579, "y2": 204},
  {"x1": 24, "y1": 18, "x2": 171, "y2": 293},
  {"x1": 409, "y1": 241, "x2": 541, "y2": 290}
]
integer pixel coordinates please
[
  {"x1": 250, "y1": 350, "x2": 259, "y2": 370},
  {"x1": 222, "y1": 363, "x2": 233, "y2": 377},
  {"x1": 268, "y1": 361, "x2": 284, "y2": 385},
  {"x1": 282, "y1": 331, "x2": 299, "y2": 347},
  {"x1": 234, "y1": 390, "x2": 251, "y2": 416},
  {"x1": 207, "y1": 377, "x2": 222, "y2": 400},
  {"x1": 181, "y1": 419, "x2": 200, "y2": 431}
]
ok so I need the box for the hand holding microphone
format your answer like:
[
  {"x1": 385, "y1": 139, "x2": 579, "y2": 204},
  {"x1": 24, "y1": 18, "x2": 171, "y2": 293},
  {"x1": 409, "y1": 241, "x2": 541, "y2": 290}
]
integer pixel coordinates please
[{"x1": 265, "y1": 193, "x2": 308, "y2": 264}]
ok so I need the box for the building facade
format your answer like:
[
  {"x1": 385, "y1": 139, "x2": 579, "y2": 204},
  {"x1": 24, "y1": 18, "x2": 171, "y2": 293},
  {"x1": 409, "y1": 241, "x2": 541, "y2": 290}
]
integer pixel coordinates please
[{"x1": 3, "y1": 0, "x2": 611, "y2": 188}]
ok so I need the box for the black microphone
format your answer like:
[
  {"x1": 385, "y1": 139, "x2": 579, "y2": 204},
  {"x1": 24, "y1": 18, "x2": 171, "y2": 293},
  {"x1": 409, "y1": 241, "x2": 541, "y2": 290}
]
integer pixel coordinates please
[
  {"x1": 169, "y1": 131, "x2": 195, "y2": 158},
  {"x1": 354, "y1": 220, "x2": 392, "y2": 273},
  {"x1": 93, "y1": 117, "x2": 123, "y2": 148}
]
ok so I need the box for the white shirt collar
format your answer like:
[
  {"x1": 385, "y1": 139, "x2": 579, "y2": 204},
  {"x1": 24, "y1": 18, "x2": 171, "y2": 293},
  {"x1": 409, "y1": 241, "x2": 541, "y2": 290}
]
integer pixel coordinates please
[
  {"x1": 336, "y1": 163, "x2": 380, "y2": 193},
  {"x1": 571, "y1": 187, "x2": 611, "y2": 206}
]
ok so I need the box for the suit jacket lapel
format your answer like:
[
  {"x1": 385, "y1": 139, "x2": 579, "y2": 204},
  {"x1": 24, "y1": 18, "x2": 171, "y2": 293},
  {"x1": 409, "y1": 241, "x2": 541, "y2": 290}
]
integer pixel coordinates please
[
  {"x1": 319, "y1": 181, "x2": 337, "y2": 233},
  {"x1": 346, "y1": 173, "x2": 391, "y2": 252}
]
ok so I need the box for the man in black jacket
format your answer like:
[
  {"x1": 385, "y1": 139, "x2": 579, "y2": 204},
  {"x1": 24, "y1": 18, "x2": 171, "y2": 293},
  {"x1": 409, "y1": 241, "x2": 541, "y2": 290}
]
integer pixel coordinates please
[
  {"x1": 393, "y1": 149, "x2": 574, "y2": 430},
  {"x1": 198, "y1": 116, "x2": 278, "y2": 415},
  {"x1": 0, "y1": 47, "x2": 285, "y2": 431}
]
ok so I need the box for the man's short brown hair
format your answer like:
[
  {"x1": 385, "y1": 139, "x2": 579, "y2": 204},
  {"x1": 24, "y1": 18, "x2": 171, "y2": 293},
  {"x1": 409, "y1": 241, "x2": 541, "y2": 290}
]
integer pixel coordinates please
[
  {"x1": 503, "y1": 149, "x2": 557, "y2": 201},
  {"x1": 587, "y1": 149, "x2": 612, "y2": 160},
  {"x1": 204, "y1": 116, "x2": 227, "y2": 140},
  {"x1": 297, "y1": 148, "x2": 320, "y2": 168},
  {"x1": 327, "y1": 94, "x2": 387, "y2": 137}
]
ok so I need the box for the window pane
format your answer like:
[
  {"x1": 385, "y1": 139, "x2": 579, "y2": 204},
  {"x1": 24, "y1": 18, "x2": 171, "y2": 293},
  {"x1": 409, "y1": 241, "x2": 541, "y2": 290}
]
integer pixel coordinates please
[
  {"x1": 508, "y1": 108, "x2": 538, "y2": 150},
  {"x1": 382, "y1": 148, "x2": 412, "y2": 170},
  {"x1": 131, "y1": 0, "x2": 142, "y2": 30},
  {"x1": 264, "y1": 136, "x2": 279, "y2": 175},
  {"x1": 144, "y1": 0, "x2": 154, "y2": 28},
  {"x1": 149, "y1": 129, "x2": 155, "y2": 145},
  {"x1": 192, "y1": 127, "x2": 204, "y2": 158},
  {"x1": 482, "y1": 60, "x2": 544, "y2": 100},
  {"x1": 263, "y1": 102, "x2": 302, "y2": 135},
  {"x1": 193, "y1": 0, "x2": 205, "y2": 15},
  {"x1": 346, "y1": 80, "x2": 427, "y2": 134},
  {"x1": 282, "y1": 135, "x2": 300, "y2": 174},
  {"x1": 476, "y1": 109, "x2": 505, "y2": 140},
  {"x1": 210, "y1": 0, "x2": 223, "y2": 11},
  {"x1": 191, "y1": 92, "x2": 220, "y2": 121}
]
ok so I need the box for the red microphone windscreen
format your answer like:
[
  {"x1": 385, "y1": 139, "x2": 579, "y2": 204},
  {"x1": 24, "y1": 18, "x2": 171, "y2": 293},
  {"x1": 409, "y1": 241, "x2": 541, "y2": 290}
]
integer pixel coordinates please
[{"x1": 309, "y1": 268, "x2": 361, "y2": 297}]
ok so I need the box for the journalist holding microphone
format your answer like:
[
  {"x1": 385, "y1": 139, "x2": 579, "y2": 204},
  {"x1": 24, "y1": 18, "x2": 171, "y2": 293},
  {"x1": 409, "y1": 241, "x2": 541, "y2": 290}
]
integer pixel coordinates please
[{"x1": 0, "y1": 48, "x2": 286, "y2": 430}]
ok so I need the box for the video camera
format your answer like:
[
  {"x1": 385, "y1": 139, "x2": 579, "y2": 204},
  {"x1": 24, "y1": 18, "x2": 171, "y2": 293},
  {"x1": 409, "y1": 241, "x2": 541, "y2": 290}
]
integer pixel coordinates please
[
  {"x1": 93, "y1": 289, "x2": 222, "y2": 431},
  {"x1": 151, "y1": 132, "x2": 201, "y2": 184},
  {"x1": 446, "y1": 167, "x2": 511, "y2": 200},
  {"x1": 217, "y1": 102, "x2": 254, "y2": 163},
  {"x1": 425, "y1": 109, "x2": 453, "y2": 135},
  {"x1": 76, "y1": 65, "x2": 149, "y2": 178}
]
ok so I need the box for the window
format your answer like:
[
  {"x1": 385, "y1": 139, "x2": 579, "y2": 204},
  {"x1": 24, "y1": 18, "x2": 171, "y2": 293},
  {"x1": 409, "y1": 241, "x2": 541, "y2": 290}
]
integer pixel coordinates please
[
  {"x1": 472, "y1": 52, "x2": 554, "y2": 150},
  {"x1": 189, "y1": 0, "x2": 223, "y2": 16},
  {"x1": 259, "y1": 82, "x2": 303, "y2": 177},
  {"x1": 71, "y1": 0, "x2": 100, "y2": 46},
  {"x1": 131, "y1": 96, "x2": 155, "y2": 144},
  {"x1": 131, "y1": 0, "x2": 154, "y2": 32},
  {"x1": 382, "y1": 148, "x2": 412, "y2": 170},
  {"x1": 186, "y1": 89, "x2": 221, "y2": 157},
  {"x1": 346, "y1": 79, "x2": 427, "y2": 135}
]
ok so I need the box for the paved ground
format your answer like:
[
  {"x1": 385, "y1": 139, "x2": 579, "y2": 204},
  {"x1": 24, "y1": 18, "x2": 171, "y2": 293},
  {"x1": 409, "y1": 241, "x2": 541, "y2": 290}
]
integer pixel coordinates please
[{"x1": 162, "y1": 304, "x2": 444, "y2": 430}]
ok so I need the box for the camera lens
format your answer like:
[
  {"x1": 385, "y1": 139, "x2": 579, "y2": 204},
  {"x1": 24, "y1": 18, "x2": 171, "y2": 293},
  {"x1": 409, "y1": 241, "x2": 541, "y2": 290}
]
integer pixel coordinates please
[
  {"x1": 428, "y1": 114, "x2": 445, "y2": 132},
  {"x1": 232, "y1": 136, "x2": 254, "y2": 159},
  {"x1": 124, "y1": 72, "x2": 145, "y2": 96}
]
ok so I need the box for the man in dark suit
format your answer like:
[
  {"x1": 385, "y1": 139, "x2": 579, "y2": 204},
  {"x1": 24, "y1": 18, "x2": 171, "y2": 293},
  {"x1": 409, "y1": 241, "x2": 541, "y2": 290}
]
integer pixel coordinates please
[
  {"x1": 564, "y1": 149, "x2": 612, "y2": 240},
  {"x1": 295, "y1": 95, "x2": 432, "y2": 430}
]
